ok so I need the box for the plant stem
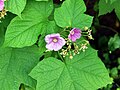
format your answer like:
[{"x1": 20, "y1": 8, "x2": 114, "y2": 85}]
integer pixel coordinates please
[
  {"x1": 59, "y1": 29, "x2": 70, "y2": 34},
  {"x1": 58, "y1": 51, "x2": 64, "y2": 62},
  {"x1": 100, "y1": 25, "x2": 118, "y2": 34}
]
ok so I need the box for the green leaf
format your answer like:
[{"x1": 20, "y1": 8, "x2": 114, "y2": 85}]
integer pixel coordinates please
[
  {"x1": 5, "y1": 0, "x2": 26, "y2": 17},
  {"x1": 0, "y1": 46, "x2": 40, "y2": 90},
  {"x1": 106, "y1": 0, "x2": 117, "y2": 4},
  {"x1": 114, "y1": 0, "x2": 120, "y2": 20},
  {"x1": 38, "y1": 35, "x2": 46, "y2": 55},
  {"x1": 108, "y1": 34, "x2": 120, "y2": 51},
  {"x1": 30, "y1": 47, "x2": 112, "y2": 90},
  {"x1": 36, "y1": 0, "x2": 48, "y2": 1},
  {"x1": 110, "y1": 67, "x2": 118, "y2": 78},
  {"x1": 110, "y1": 0, "x2": 117, "y2": 4},
  {"x1": 0, "y1": 29, "x2": 4, "y2": 47},
  {"x1": 4, "y1": 0, "x2": 56, "y2": 48},
  {"x1": 99, "y1": 0, "x2": 120, "y2": 20},
  {"x1": 105, "y1": 0, "x2": 108, "y2": 3},
  {"x1": 98, "y1": 0, "x2": 114, "y2": 16},
  {"x1": 54, "y1": 0, "x2": 93, "y2": 28}
]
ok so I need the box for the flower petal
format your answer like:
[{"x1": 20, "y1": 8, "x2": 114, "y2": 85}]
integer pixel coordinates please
[
  {"x1": 71, "y1": 36, "x2": 77, "y2": 42},
  {"x1": 53, "y1": 43, "x2": 62, "y2": 51},
  {"x1": 50, "y1": 33, "x2": 60, "y2": 38},
  {"x1": 68, "y1": 28, "x2": 81, "y2": 42},
  {"x1": 46, "y1": 42, "x2": 54, "y2": 51},
  {"x1": 59, "y1": 37, "x2": 66, "y2": 46},
  {"x1": 0, "y1": 0, "x2": 4, "y2": 11},
  {"x1": 45, "y1": 35, "x2": 50, "y2": 43}
]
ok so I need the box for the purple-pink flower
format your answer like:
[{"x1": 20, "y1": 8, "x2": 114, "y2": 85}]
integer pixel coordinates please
[
  {"x1": 45, "y1": 33, "x2": 66, "y2": 51},
  {"x1": 0, "y1": 0, "x2": 4, "y2": 11},
  {"x1": 68, "y1": 28, "x2": 81, "y2": 42}
]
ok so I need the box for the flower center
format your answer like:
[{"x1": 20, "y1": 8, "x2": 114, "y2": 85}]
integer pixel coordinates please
[
  {"x1": 53, "y1": 38, "x2": 58, "y2": 43},
  {"x1": 71, "y1": 31, "x2": 74, "y2": 35}
]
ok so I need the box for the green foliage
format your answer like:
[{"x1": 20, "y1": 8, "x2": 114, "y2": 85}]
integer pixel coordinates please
[
  {"x1": 110, "y1": 67, "x2": 118, "y2": 78},
  {"x1": 105, "y1": 0, "x2": 108, "y2": 3},
  {"x1": 99, "y1": 0, "x2": 120, "y2": 20},
  {"x1": 4, "y1": 0, "x2": 55, "y2": 48},
  {"x1": 54, "y1": 0, "x2": 93, "y2": 29},
  {"x1": 0, "y1": 0, "x2": 114, "y2": 89},
  {"x1": 99, "y1": 0, "x2": 113, "y2": 16},
  {"x1": 0, "y1": 29, "x2": 4, "y2": 46},
  {"x1": 5, "y1": 0, "x2": 26, "y2": 17},
  {"x1": 36, "y1": 0, "x2": 48, "y2": 1},
  {"x1": 30, "y1": 46, "x2": 112, "y2": 90},
  {"x1": 110, "y1": 0, "x2": 117, "y2": 4},
  {"x1": 106, "y1": 0, "x2": 117, "y2": 3},
  {"x1": 108, "y1": 34, "x2": 120, "y2": 51},
  {"x1": 38, "y1": 35, "x2": 46, "y2": 55},
  {"x1": 0, "y1": 46, "x2": 41, "y2": 90}
]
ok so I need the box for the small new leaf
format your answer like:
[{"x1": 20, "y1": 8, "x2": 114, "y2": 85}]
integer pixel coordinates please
[{"x1": 108, "y1": 34, "x2": 120, "y2": 51}]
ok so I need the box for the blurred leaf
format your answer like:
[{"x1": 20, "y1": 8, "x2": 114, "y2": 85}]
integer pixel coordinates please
[
  {"x1": 110, "y1": 67, "x2": 118, "y2": 78},
  {"x1": 117, "y1": 88, "x2": 120, "y2": 90},
  {"x1": 110, "y1": 0, "x2": 117, "y2": 3},
  {"x1": 118, "y1": 58, "x2": 120, "y2": 64},
  {"x1": 108, "y1": 34, "x2": 120, "y2": 51},
  {"x1": 105, "y1": 0, "x2": 108, "y2": 3},
  {"x1": 99, "y1": 0, "x2": 120, "y2": 20},
  {"x1": 36, "y1": 0, "x2": 48, "y2": 1},
  {"x1": 118, "y1": 65, "x2": 120, "y2": 70},
  {"x1": 99, "y1": 0, "x2": 113, "y2": 16}
]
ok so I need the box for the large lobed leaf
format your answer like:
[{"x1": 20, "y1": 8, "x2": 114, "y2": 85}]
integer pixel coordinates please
[
  {"x1": 4, "y1": 0, "x2": 56, "y2": 48},
  {"x1": 30, "y1": 46, "x2": 112, "y2": 90},
  {"x1": 0, "y1": 46, "x2": 40, "y2": 90},
  {"x1": 54, "y1": 0, "x2": 93, "y2": 28}
]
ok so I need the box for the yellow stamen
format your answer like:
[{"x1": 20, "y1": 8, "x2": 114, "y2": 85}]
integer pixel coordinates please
[
  {"x1": 71, "y1": 31, "x2": 74, "y2": 35},
  {"x1": 53, "y1": 38, "x2": 58, "y2": 42}
]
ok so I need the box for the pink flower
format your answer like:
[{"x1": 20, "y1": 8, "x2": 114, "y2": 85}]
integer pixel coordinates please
[
  {"x1": 68, "y1": 28, "x2": 81, "y2": 42},
  {"x1": 0, "y1": 0, "x2": 4, "y2": 11},
  {"x1": 45, "y1": 33, "x2": 66, "y2": 51}
]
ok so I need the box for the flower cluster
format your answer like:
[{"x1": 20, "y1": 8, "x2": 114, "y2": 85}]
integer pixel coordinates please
[
  {"x1": 45, "y1": 28, "x2": 81, "y2": 51},
  {"x1": 83, "y1": 26, "x2": 94, "y2": 40},
  {"x1": 45, "y1": 27, "x2": 92, "y2": 59}
]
